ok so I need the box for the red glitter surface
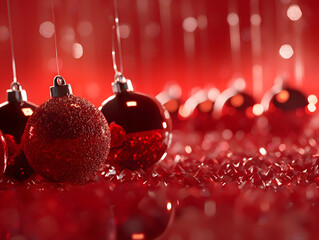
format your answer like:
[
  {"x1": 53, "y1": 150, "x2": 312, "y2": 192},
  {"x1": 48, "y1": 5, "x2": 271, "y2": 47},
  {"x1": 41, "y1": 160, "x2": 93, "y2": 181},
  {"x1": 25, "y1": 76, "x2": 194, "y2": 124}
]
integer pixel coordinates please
[
  {"x1": 1, "y1": 117, "x2": 319, "y2": 238},
  {"x1": 23, "y1": 95, "x2": 110, "y2": 184}
]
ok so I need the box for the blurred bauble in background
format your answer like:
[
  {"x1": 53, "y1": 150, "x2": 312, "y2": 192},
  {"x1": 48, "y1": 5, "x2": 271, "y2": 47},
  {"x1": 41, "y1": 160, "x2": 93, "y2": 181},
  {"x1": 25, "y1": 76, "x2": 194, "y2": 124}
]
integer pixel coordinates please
[
  {"x1": 214, "y1": 79, "x2": 256, "y2": 132},
  {"x1": 262, "y1": 80, "x2": 313, "y2": 136}
]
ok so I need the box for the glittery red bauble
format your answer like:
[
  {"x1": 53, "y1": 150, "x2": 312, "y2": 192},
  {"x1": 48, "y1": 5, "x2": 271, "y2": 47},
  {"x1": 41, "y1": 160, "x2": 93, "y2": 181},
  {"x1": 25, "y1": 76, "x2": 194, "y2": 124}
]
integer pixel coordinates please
[
  {"x1": 0, "y1": 84, "x2": 38, "y2": 180},
  {"x1": 4, "y1": 134, "x2": 34, "y2": 180},
  {"x1": 23, "y1": 95, "x2": 111, "y2": 184},
  {"x1": 0, "y1": 131, "x2": 8, "y2": 178},
  {"x1": 100, "y1": 91, "x2": 172, "y2": 171},
  {"x1": 262, "y1": 86, "x2": 311, "y2": 136},
  {"x1": 214, "y1": 88, "x2": 256, "y2": 132}
]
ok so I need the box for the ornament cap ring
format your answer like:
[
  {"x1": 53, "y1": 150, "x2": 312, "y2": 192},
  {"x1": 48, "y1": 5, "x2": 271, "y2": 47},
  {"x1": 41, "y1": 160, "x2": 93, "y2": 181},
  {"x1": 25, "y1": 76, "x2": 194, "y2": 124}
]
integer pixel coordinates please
[
  {"x1": 50, "y1": 75, "x2": 73, "y2": 98},
  {"x1": 7, "y1": 81, "x2": 27, "y2": 103}
]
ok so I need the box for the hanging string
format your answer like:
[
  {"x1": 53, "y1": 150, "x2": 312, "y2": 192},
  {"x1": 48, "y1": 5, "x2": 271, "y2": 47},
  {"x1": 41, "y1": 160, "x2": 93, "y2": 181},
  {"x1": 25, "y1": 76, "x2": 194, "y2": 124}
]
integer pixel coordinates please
[
  {"x1": 7, "y1": 0, "x2": 17, "y2": 84},
  {"x1": 112, "y1": 26, "x2": 119, "y2": 74},
  {"x1": 113, "y1": 0, "x2": 124, "y2": 75},
  {"x1": 51, "y1": 0, "x2": 60, "y2": 75}
]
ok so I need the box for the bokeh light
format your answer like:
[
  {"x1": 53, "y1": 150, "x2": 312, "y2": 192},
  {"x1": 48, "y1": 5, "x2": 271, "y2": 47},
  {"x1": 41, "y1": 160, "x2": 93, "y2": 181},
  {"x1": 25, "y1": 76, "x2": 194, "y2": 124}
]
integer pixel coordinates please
[{"x1": 279, "y1": 44, "x2": 294, "y2": 59}]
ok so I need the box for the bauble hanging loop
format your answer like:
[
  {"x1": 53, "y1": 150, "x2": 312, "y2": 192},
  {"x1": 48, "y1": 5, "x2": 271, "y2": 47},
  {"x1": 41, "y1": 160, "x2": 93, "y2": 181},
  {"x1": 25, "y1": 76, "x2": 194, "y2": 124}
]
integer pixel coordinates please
[
  {"x1": 50, "y1": 75, "x2": 73, "y2": 98},
  {"x1": 7, "y1": 82, "x2": 27, "y2": 103},
  {"x1": 112, "y1": 73, "x2": 133, "y2": 94}
]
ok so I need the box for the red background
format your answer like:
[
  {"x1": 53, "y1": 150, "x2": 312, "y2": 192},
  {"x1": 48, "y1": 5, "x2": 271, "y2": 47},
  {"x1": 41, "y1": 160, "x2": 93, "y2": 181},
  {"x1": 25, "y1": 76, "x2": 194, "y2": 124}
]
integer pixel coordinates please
[{"x1": 0, "y1": 0, "x2": 319, "y2": 106}]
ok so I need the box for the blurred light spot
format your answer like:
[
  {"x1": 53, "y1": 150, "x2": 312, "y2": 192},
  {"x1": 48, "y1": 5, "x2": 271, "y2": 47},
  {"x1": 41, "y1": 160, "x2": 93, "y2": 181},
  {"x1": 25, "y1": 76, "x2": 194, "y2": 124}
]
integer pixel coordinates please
[
  {"x1": 164, "y1": 100, "x2": 179, "y2": 113},
  {"x1": 308, "y1": 94, "x2": 318, "y2": 104},
  {"x1": 252, "y1": 104, "x2": 264, "y2": 116},
  {"x1": 222, "y1": 129, "x2": 233, "y2": 140},
  {"x1": 119, "y1": 24, "x2": 131, "y2": 39},
  {"x1": 307, "y1": 104, "x2": 316, "y2": 113},
  {"x1": 279, "y1": 44, "x2": 294, "y2": 59},
  {"x1": 230, "y1": 94, "x2": 244, "y2": 108},
  {"x1": 279, "y1": 143, "x2": 286, "y2": 152},
  {"x1": 259, "y1": 147, "x2": 267, "y2": 155},
  {"x1": 167, "y1": 202, "x2": 172, "y2": 211},
  {"x1": 168, "y1": 84, "x2": 182, "y2": 98},
  {"x1": 250, "y1": 14, "x2": 261, "y2": 25},
  {"x1": 276, "y1": 90, "x2": 290, "y2": 103},
  {"x1": 132, "y1": 233, "x2": 145, "y2": 240},
  {"x1": 126, "y1": 101, "x2": 137, "y2": 107},
  {"x1": 233, "y1": 78, "x2": 246, "y2": 91},
  {"x1": 77, "y1": 20, "x2": 93, "y2": 37},
  {"x1": 22, "y1": 108, "x2": 33, "y2": 116},
  {"x1": 227, "y1": 13, "x2": 239, "y2": 26},
  {"x1": 0, "y1": 26, "x2": 9, "y2": 41},
  {"x1": 145, "y1": 22, "x2": 161, "y2": 38},
  {"x1": 183, "y1": 17, "x2": 198, "y2": 32},
  {"x1": 287, "y1": 4, "x2": 302, "y2": 21},
  {"x1": 197, "y1": 15, "x2": 208, "y2": 29},
  {"x1": 185, "y1": 145, "x2": 192, "y2": 154},
  {"x1": 162, "y1": 122, "x2": 168, "y2": 129},
  {"x1": 199, "y1": 100, "x2": 214, "y2": 112},
  {"x1": 39, "y1": 21, "x2": 55, "y2": 38},
  {"x1": 72, "y1": 43, "x2": 83, "y2": 59},
  {"x1": 204, "y1": 201, "x2": 216, "y2": 216},
  {"x1": 178, "y1": 104, "x2": 192, "y2": 118},
  {"x1": 208, "y1": 88, "x2": 220, "y2": 101}
]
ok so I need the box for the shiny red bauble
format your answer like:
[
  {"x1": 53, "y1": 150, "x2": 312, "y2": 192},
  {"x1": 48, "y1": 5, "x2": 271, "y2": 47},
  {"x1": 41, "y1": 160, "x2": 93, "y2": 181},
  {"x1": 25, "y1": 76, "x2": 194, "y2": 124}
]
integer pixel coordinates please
[
  {"x1": 100, "y1": 78, "x2": 172, "y2": 171},
  {"x1": 0, "y1": 83, "x2": 38, "y2": 143},
  {"x1": 156, "y1": 84, "x2": 185, "y2": 130},
  {"x1": 23, "y1": 76, "x2": 111, "y2": 184},
  {"x1": 185, "y1": 88, "x2": 220, "y2": 132},
  {"x1": 0, "y1": 131, "x2": 8, "y2": 178},
  {"x1": 214, "y1": 87, "x2": 256, "y2": 132},
  {"x1": 262, "y1": 85, "x2": 311, "y2": 136},
  {"x1": 0, "y1": 82, "x2": 37, "y2": 180}
]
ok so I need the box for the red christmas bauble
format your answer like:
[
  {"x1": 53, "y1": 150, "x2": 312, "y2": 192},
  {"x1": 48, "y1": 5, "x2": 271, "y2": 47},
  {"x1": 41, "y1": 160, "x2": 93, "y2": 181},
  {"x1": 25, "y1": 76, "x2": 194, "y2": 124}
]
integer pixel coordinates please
[
  {"x1": 0, "y1": 82, "x2": 37, "y2": 143},
  {"x1": 0, "y1": 82, "x2": 37, "y2": 180},
  {"x1": 262, "y1": 85, "x2": 311, "y2": 136},
  {"x1": 186, "y1": 88, "x2": 220, "y2": 132},
  {"x1": 23, "y1": 77, "x2": 111, "y2": 184},
  {"x1": 100, "y1": 79, "x2": 172, "y2": 171},
  {"x1": 214, "y1": 87, "x2": 256, "y2": 132},
  {"x1": 0, "y1": 131, "x2": 8, "y2": 178},
  {"x1": 156, "y1": 84, "x2": 185, "y2": 130}
]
